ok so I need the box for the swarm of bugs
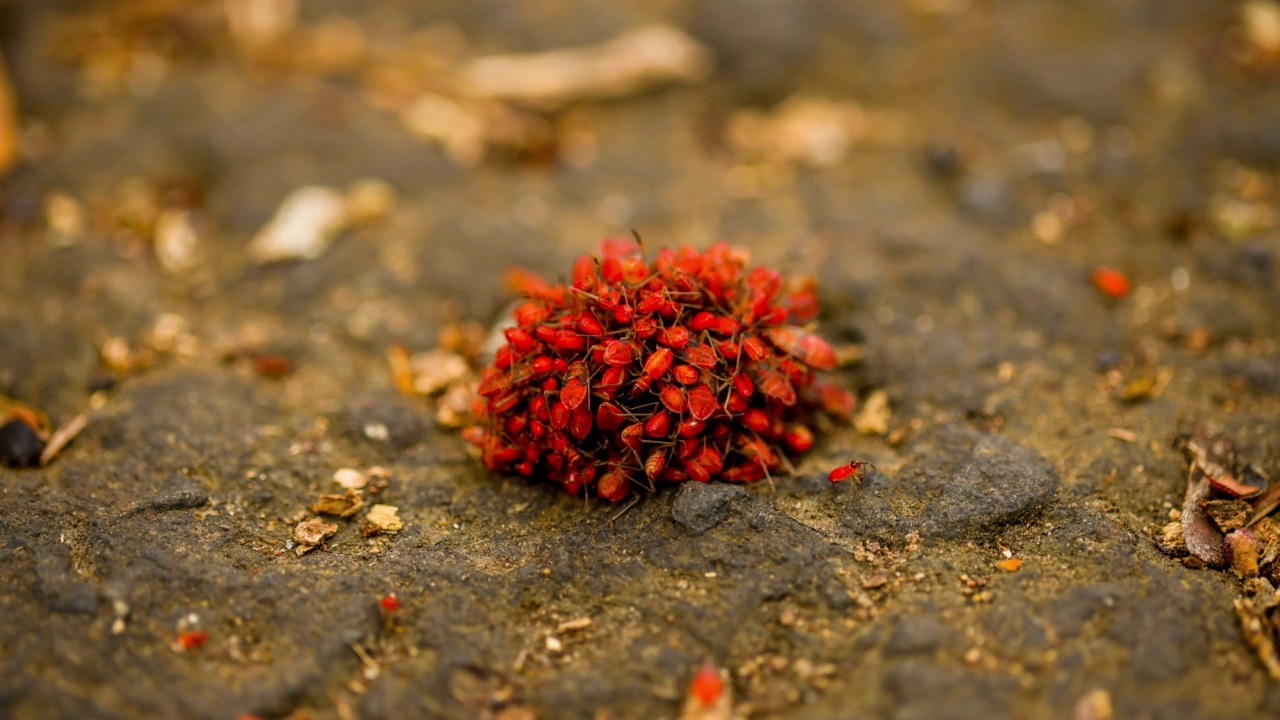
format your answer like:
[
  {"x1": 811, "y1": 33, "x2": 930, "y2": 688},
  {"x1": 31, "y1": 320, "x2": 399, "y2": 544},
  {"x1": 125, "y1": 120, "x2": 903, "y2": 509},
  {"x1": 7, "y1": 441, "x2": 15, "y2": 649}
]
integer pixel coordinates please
[{"x1": 463, "y1": 238, "x2": 856, "y2": 501}]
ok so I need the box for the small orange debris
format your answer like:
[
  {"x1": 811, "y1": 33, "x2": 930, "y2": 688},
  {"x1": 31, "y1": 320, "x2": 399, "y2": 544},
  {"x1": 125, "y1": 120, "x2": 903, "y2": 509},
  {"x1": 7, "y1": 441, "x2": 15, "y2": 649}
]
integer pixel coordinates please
[
  {"x1": 997, "y1": 558, "x2": 1023, "y2": 572},
  {"x1": 175, "y1": 630, "x2": 209, "y2": 650},
  {"x1": 690, "y1": 663, "x2": 724, "y2": 706},
  {"x1": 1091, "y1": 267, "x2": 1131, "y2": 299},
  {"x1": 252, "y1": 353, "x2": 293, "y2": 378},
  {"x1": 380, "y1": 594, "x2": 401, "y2": 612}
]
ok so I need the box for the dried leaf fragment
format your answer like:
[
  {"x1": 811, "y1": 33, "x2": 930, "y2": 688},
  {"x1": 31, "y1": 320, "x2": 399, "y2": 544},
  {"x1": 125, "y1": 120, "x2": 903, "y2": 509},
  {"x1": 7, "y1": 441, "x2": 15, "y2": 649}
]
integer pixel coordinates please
[
  {"x1": 1203, "y1": 499, "x2": 1252, "y2": 533},
  {"x1": 1155, "y1": 521, "x2": 1187, "y2": 556},
  {"x1": 1182, "y1": 466, "x2": 1226, "y2": 567},
  {"x1": 996, "y1": 558, "x2": 1023, "y2": 572},
  {"x1": 248, "y1": 186, "x2": 349, "y2": 263},
  {"x1": 365, "y1": 504, "x2": 403, "y2": 534},
  {"x1": 556, "y1": 617, "x2": 592, "y2": 633},
  {"x1": 293, "y1": 517, "x2": 338, "y2": 555},
  {"x1": 853, "y1": 390, "x2": 891, "y2": 436},
  {"x1": 1236, "y1": 597, "x2": 1280, "y2": 681},
  {"x1": 457, "y1": 25, "x2": 713, "y2": 109},
  {"x1": 311, "y1": 490, "x2": 366, "y2": 518},
  {"x1": 410, "y1": 348, "x2": 472, "y2": 395},
  {"x1": 39, "y1": 413, "x2": 89, "y2": 466},
  {"x1": 333, "y1": 467, "x2": 368, "y2": 490}
]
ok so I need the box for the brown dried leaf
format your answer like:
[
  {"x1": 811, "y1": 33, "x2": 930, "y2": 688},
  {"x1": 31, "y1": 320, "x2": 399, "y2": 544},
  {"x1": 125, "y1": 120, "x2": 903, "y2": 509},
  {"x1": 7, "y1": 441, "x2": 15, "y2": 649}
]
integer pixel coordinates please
[
  {"x1": 1249, "y1": 484, "x2": 1280, "y2": 528},
  {"x1": 1209, "y1": 474, "x2": 1263, "y2": 498},
  {"x1": 311, "y1": 490, "x2": 365, "y2": 518},
  {"x1": 410, "y1": 348, "x2": 471, "y2": 395},
  {"x1": 1118, "y1": 375, "x2": 1158, "y2": 402},
  {"x1": 1236, "y1": 597, "x2": 1280, "y2": 681},
  {"x1": 853, "y1": 390, "x2": 891, "y2": 436},
  {"x1": 1203, "y1": 499, "x2": 1252, "y2": 533},
  {"x1": 1182, "y1": 468, "x2": 1226, "y2": 567},
  {"x1": 456, "y1": 25, "x2": 713, "y2": 109},
  {"x1": 294, "y1": 517, "x2": 338, "y2": 547},
  {"x1": 1156, "y1": 521, "x2": 1188, "y2": 556},
  {"x1": 365, "y1": 504, "x2": 403, "y2": 533}
]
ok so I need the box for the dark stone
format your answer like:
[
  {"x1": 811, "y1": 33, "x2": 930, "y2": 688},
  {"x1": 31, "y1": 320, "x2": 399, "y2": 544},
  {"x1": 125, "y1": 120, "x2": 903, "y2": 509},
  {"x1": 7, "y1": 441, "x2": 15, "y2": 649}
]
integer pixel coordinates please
[
  {"x1": 924, "y1": 142, "x2": 963, "y2": 180},
  {"x1": 33, "y1": 547, "x2": 98, "y2": 615},
  {"x1": 123, "y1": 488, "x2": 209, "y2": 518},
  {"x1": 670, "y1": 482, "x2": 747, "y2": 535},
  {"x1": 883, "y1": 614, "x2": 945, "y2": 657},
  {"x1": 1094, "y1": 349, "x2": 1122, "y2": 372},
  {"x1": 983, "y1": 601, "x2": 1053, "y2": 653},
  {"x1": 882, "y1": 659, "x2": 1018, "y2": 720},
  {"x1": 0, "y1": 419, "x2": 44, "y2": 468},
  {"x1": 918, "y1": 431, "x2": 1060, "y2": 539},
  {"x1": 86, "y1": 375, "x2": 118, "y2": 393},
  {"x1": 1222, "y1": 358, "x2": 1279, "y2": 395}
]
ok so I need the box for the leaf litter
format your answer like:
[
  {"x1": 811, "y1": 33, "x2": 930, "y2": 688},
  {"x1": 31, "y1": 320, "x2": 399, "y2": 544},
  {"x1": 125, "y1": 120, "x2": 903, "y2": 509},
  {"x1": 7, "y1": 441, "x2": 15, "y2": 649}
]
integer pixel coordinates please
[{"x1": 1161, "y1": 429, "x2": 1280, "y2": 679}]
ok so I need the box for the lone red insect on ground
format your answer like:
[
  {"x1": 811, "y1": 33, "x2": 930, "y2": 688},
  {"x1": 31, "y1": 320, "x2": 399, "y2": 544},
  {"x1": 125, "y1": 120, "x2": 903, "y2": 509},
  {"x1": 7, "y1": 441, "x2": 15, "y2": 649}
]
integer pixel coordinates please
[
  {"x1": 466, "y1": 238, "x2": 856, "y2": 501},
  {"x1": 828, "y1": 460, "x2": 875, "y2": 483}
]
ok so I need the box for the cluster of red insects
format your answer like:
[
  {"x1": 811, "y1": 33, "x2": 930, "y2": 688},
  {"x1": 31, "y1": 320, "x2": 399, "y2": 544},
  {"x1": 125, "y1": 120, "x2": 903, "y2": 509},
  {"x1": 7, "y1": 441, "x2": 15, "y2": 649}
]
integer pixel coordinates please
[{"x1": 464, "y1": 238, "x2": 855, "y2": 501}]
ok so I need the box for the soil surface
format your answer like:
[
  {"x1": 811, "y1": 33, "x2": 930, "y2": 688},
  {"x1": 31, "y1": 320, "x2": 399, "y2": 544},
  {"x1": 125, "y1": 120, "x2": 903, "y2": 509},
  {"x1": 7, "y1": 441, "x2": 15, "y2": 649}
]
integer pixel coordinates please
[{"x1": 3, "y1": 1, "x2": 1280, "y2": 719}]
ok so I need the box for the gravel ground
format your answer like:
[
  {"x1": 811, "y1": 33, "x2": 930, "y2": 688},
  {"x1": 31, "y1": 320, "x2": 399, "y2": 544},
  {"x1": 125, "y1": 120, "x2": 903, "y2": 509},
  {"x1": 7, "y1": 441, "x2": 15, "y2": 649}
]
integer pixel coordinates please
[{"x1": 2, "y1": 1, "x2": 1280, "y2": 719}]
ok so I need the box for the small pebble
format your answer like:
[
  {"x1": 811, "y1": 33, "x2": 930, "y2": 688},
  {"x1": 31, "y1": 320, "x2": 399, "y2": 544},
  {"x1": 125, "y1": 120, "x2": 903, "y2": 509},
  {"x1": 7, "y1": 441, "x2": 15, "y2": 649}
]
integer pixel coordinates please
[{"x1": 0, "y1": 418, "x2": 45, "y2": 467}]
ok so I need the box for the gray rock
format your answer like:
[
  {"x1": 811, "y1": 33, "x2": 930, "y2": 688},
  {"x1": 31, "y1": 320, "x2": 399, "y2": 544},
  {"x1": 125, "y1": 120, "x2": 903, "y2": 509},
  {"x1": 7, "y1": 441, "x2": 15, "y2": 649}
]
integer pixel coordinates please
[
  {"x1": 671, "y1": 482, "x2": 747, "y2": 535},
  {"x1": 882, "y1": 659, "x2": 1018, "y2": 720},
  {"x1": 883, "y1": 614, "x2": 945, "y2": 657},
  {"x1": 919, "y1": 431, "x2": 1060, "y2": 539}
]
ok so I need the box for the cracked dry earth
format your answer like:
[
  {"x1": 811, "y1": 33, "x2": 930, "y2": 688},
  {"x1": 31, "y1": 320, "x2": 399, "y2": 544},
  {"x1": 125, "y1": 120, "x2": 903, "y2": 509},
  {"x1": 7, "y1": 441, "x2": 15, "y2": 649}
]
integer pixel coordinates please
[{"x1": 2, "y1": 1, "x2": 1280, "y2": 719}]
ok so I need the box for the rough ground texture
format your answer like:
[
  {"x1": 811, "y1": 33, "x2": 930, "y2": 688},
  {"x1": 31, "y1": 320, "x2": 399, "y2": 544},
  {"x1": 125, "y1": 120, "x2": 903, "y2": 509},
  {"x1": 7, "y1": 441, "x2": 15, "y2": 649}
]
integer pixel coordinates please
[{"x1": 2, "y1": 1, "x2": 1280, "y2": 719}]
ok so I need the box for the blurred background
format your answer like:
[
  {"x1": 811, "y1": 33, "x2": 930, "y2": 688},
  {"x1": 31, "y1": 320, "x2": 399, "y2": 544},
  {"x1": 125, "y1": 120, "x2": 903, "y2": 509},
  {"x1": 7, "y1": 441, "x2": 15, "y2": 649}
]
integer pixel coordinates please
[{"x1": 2, "y1": 0, "x2": 1276, "y2": 411}]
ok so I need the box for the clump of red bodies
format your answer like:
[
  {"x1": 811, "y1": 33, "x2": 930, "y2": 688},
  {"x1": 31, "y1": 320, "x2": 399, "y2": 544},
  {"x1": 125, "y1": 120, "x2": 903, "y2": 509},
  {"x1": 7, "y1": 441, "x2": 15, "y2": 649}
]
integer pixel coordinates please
[{"x1": 464, "y1": 239, "x2": 853, "y2": 501}]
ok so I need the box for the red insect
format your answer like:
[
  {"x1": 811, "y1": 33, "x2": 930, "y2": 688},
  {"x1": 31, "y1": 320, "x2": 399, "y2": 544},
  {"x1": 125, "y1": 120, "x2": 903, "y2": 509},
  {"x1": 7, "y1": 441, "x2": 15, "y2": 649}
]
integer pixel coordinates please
[
  {"x1": 689, "y1": 664, "x2": 725, "y2": 707},
  {"x1": 687, "y1": 384, "x2": 718, "y2": 422},
  {"x1": 660, "y1": 385, "x2": 686, "y2": 413},
  {"x1": 380, "y1": 594, "x2": 401, "y2": 612},
  {"x1": 597, "y1": 467, "x2": 629, "y2": 501},
  {"x1": 645, "y1": 409, "x2": 672, "y2": 438},
  {"x1": 752, "y1": 363, "x2": 797, "y2": 406},
  {"x1": 175, "y1": 630, "x2": 209, "y2": 651},
  {"x1": 763, "y1": 326, "x2": 838, "y2": 371},
  {"x1": 645, "y1": 448, "x2": 668, "y2": 479},
  {"x1": 671, "y1": 364, "x2": 700, "y2": 385},
  {"x1": 633, "y1": 347, "x2": 674, "y2": 393},
  {"x1": 561, "y1": 378, "x2": 588, "y2": 410},
  {"x1": 657, "y1": 325, "x2": 691, "y2": 348},
  {"x1": 828, "y1": 460, "x2": 875, "y2": 483}
]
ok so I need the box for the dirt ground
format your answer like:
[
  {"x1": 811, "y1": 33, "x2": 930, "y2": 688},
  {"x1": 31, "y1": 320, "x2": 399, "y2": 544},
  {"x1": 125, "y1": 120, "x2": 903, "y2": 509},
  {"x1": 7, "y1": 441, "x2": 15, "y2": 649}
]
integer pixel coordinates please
[{"x1": 2, "y1": 1, "x2": 1280, "y2": 718}]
